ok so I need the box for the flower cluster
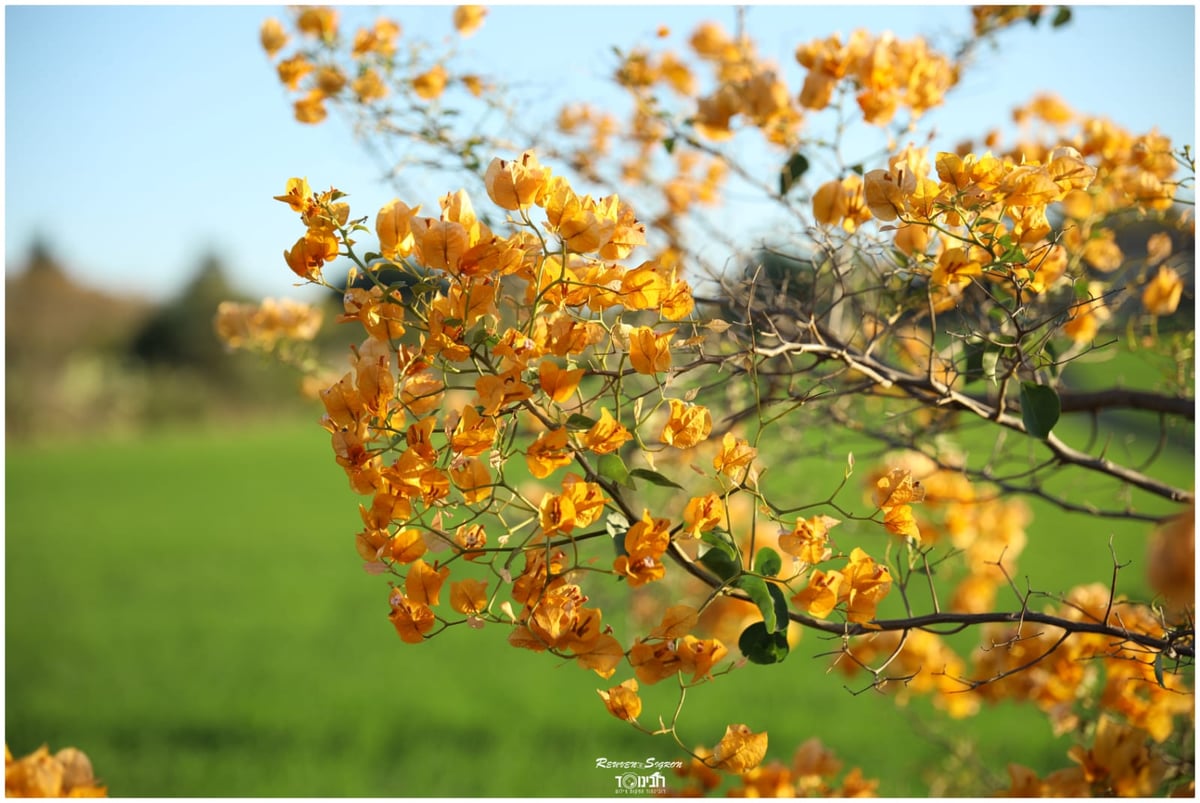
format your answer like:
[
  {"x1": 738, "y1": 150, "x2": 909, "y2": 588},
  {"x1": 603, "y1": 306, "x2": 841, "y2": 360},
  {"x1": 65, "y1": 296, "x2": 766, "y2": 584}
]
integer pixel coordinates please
[
  {"x1": 5, "y1": 744, "x2": 106, "y2": 797},
  {"x1": 262, "y1": 6, "x2": 488, "y2": 125},
  {"x1": 673, "y1": 735, "x2": 878, "y2": 797},
  {"x1": 249, "y1": 7, "x2": 1194, "y2": 791},
  {"x1": 214, "y1": 298, "x2": 323, "y2": 351},
  {"x1": 261, "y1": 147, "x2": 933, "y2": 777},
  {"x1": 795, "y1": 30, "x2": 958, "y2": 126}
]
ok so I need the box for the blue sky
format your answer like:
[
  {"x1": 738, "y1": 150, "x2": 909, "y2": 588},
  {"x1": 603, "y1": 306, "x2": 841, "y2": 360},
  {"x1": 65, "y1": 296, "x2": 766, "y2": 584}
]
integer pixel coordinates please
[{"x1": 4, "y1": 4, "x2": 1196, "y2": 304}]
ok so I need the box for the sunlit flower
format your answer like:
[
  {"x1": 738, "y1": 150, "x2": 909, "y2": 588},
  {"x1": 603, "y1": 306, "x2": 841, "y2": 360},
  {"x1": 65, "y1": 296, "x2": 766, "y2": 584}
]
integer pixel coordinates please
[
  {"x1": 525, "y1": 427, "x2": 573, "y2": 478},
  {"x1": 449, "y1": 405, "x2": 497, "y2": 457},
  {"x1": 713, "y1": 432, "x2": 757, "y2": 478},
  {"x1": 5, "y1": 744, "x2": 107, "y2": 797},
  {"x1": 388, "y1": 587, "x2": 436, "y2": 643},
  {"x1": 1142, "y1": 265, "x2": 1184, "y2": 316},
  {"x1": 581, "y1": 408, "x2": 632, "y2": 455},
  {"x1": 842, "y1": 547, "x2": 892, "y2": 623},
  {"x1": 538, "y1": 361, "x2": 585, "y2": 403},
  {"x1": 712, "y1": 724, "x2": 769, "y2": 773},
  {"x1": 453, "y1": 5, "x2": 487, "y2": 36},
  {"x1": 353, "y1": 69, "x2": 389, "y2": 103},
  {"x1": 628, "y1": 326, "x2": 675, "y2": 376},
  {"x1": 260, "y1": 18, "x2": 288, "y2": 58},
  {"x1": 449, "y1": 458, "x2": 492, "y2": 504},
  {"x1": 296, "y1": 7, "x2": 338, "y2": 40},
  {"x1": 284, "y1": 229, "x2": 339, "y2": 281},
  {"x1": 413, "y1": 65, "x2": 448, "y2": 101},
  {"x1": 597, "y1": 678, "x2": 642, "y2": 721},
  {"x1": 659, "y1": 399, "x2": 712, "y2": 448},
  {"x1": 293, "y1": 90, "x2": 328, "y2": 125},
  {"x1": 376, "y1": 199, "x2": 421, "y2": 260},
  {"x1": 485, "y1": 150, "x2": 550, "y2": 210},
  {"x1": 450, "y1": 578, "x2": 489, "y2": 614},
  {"x1": 682, "y1": 493, "x2": 724, "y2": 537},
  {"x1": 778, "y1": 515, "x2": 837, "y2": 565},
  {"x1": 793, "y1": 568, "x2": 843, "y2": 618}
]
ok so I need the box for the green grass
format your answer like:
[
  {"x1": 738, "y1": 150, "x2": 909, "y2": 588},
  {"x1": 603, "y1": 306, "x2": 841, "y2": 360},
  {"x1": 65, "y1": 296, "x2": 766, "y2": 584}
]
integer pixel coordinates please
[{"x1": 6, "y1": 400, "x2": 1192, "y2": 796}]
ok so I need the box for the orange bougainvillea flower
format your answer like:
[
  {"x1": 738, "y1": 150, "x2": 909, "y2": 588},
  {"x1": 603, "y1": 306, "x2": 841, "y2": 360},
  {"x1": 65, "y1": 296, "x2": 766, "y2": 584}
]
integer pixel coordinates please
[
  {"x1": 659, "y1": 399, "x2": 712, "y2": 448},
  {"x1": 388, "y1": 587, "x2": 436, "y2": 643},
  {"x1": 538, "y1": 491, "x2": 578, "y2": 536},
  {"x1": 485, "y1": 150, "x2": 550, "y2": 211},
  {"x1": 863, "y1": 168, "x2": 910, "y2": 221},
  {"x1": 405, "y1": 558, "x2": 450, "y2": 607},
  {"x1": 449, "y1": 457, "x2": 492, "y2": 504},
  {"x1": 388, "y1": 527, "x2": 427, "y2": 564},
  {"x1": 778, "y1": 515, "x2": 838, "y2": 564},
  {"x1": 276, "y1": 54, "x2": 314, "y2": 91},
  {"x1": 625, "y1": 510, "x2": 671, "y2": 559},
  {"x1": 597, "y1": 678, "x2": 642, "y2": 721},
  {"x1": 353, "y1": 69, "x2": 389, "y2": 103},
  {"x1": 676, "y1": 635, "x2": 729, "y2": 682},
  {"x1": 274, "y1": 177, "x2": 314, "y2": 213},
  {"x1": 1142, "y1": 265, "x2": 1184, "y2": 316},
  {"x1": 712, "y1": 724, "x2": 769, "y2": 773},
  {"x1": 613, "y1": 509, "x2": 672, "y2": 586},
  {"x1": 713, "y1": 432, "x2": 757, "y2": 478},
  {"x1": 376, "y1": 198, "x2": 421, "y2": 260},
  {"x1": 450, "y1": 578, "x2": 489, "y2": 614},
  {"x1": 538, "y1": 360, "x2": 585, "y2": 403},
  {"x1": 650, "y1": 605, "x2": 700, "y2": 639},
  {"x1": 793, "y1": 568, "x2": 844, "y2": 618},
  {"x1": 540, "y1": 176, "x2": 619, "y2": 254},
  {"x1": 475, "y1": 368, "x2": 533, "y2": 416},
  {"x1": 260, "y1": 18, "x2": 288, "y2": 57},
  {"x1": 449, "y1": 405, "x2": 497, "y2": 457},
  {"x1": 399, "y1": 370, "x2": 444, "y2": 416},
  {"x1": 5, "y1": 744, "x2": 107, "y2": 797},
  {"x1": 612, "y1": 553, "x2": 666, "y2": 587},
  {"x1": 682, "y1": 492, "x2": 724, "y2": 537},
  {"x1": 284, "y1": 229, "x2": 339, "y2": 281},
  {"x1": 525, "y1": 427, "x2": 573, "y2": 478},
  {"x1": 297, "y1": 6, "x2": 338, "y2": 39},
  {"x1": 581, "y1": 408, "x2": 632, "y2": 455},
  {"x1": 841, "y1": 548, "x2": 892, "y2": 623},
  {"x1": 412, "y1": 64, "x2": 448, "y2": 101},
  {"x1": 629, "y1": 639, "x2": 683, "y2": 685},
  {"x1": 875, "y1": 467, "x2": 925, "y2": 541},
  {"x1": 452, "y1": 4, "x2": 487, "y2": 36},
  {"x1": 293, "y1": 90, "x2": 328, "y2": 125}
]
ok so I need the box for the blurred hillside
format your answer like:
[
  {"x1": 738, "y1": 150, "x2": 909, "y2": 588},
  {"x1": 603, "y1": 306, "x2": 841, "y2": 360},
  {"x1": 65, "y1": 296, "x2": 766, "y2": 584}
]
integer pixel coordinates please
[{"x1": 5, "y1": 242, "x2": 340, "y2": 443}]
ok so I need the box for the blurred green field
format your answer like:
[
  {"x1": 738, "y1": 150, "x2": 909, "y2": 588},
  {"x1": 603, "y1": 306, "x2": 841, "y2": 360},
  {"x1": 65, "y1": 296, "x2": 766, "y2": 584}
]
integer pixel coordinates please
[{"x1": 6, "y1": 390, "x2": 1192, "y2": 796}]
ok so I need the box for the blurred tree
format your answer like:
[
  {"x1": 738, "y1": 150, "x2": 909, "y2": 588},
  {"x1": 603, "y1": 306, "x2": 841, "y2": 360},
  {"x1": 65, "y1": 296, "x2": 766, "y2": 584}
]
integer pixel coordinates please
[{"x1": 129, "y1": 254, "x2": 245, "y2": 377}]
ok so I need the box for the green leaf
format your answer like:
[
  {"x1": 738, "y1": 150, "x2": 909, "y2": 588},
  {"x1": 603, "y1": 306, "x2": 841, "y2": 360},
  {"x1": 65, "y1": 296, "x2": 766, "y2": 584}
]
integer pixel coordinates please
[
  {"x1": 1051, "y1": 7, "x2": 1072, "y2": 27},
  {"x1": 565, "y1": 414, "x2": 598, "y2": 431},
  {"x1": 963, "y1": 341, "x2": 986, "y2": 385},
  {"x1": 606, "y1": 512, "x2": 630, "y2": 557},
  {"x1": 779, "y1": 152, "x2": 810, "y2": 195},
  {"x1": 698, "y1": 548, "x2": 740, "y2": 582},
  {"x1": 700, "y1": 529, "x2": 738, "y2": 560},
  {"x1": 663, "y1": 136, "x2": 676, "y2": 155},
  {"x1": 735, "y1": 576, "x2": 777, "y2": 632},
  {"x1": 982, "y1": 349, "x2": 1001, "y2": 385},
  {"x1": 738, "y1": 621, "x2": 790, "y2": 665},
  {"x1": 1154, "y1": 652, "x2": 1166, "y2": 688},
  {"x1": 629, "y1": 468, "x2": 684, "y2": 490},
  {"x1": 753, "y1": 547, "x2": 782, "y2": 578},
  {"x1": 598, "y1": 453, "x2": 635, "y2": 489},
  {"x1": 768, "y1": 583, "x2": 789, "y2": 632},
  {"x1": 1020, "y1": 382, "x2": 1061, "y2": 439}
]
